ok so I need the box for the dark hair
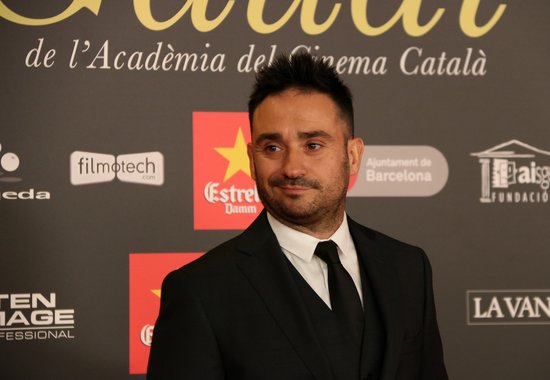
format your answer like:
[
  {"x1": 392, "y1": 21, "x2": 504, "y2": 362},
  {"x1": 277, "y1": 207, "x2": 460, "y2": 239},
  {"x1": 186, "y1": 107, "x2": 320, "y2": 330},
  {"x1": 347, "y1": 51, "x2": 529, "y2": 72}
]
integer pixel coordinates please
[{"x1": 248, "y1": 52, "x2": 354, "y2": 137}]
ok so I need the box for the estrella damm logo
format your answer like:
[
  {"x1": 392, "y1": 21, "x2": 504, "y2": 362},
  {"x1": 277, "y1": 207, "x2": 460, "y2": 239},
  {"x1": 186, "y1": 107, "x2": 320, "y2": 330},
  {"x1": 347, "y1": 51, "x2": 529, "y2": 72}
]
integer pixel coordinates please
[
  {"x1": 193, "y1": 112, "x2": 262, "y2": 230},
  {"x1": 129, "y1": 252, "x2": 203, "y2": 374}
]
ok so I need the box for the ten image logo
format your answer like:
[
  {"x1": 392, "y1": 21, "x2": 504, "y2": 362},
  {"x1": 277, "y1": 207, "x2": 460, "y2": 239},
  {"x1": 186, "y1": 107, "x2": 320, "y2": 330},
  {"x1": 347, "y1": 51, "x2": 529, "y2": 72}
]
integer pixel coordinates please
[
  {"x1": 467, "y1": 290, "x2": 550, "y2": 325},
  {"x1": 0, "y1": 292, "x2": 75, "y2": 341},
  {"x1": 129, "y1": 252, "x2": 203, "y2": 374},
  {"x1": 70, "y1": 151, "x2": 164, "y2": 185},
  {"x1": 193, "y1": 112, "x2": 262, "y2": 230},
  {"x1": 471, "y1": 140, "x2": 550, "y2": 204}
]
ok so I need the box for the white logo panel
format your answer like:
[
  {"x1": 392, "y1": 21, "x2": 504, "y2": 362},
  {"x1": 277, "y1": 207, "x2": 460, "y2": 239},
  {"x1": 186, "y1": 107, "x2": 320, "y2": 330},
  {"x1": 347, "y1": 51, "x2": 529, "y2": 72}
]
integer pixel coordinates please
[
  {"x1": 117, "y1": 152, "x2": 163, "y2": 185},
  {"x1": 70, "y1": 151, "x2": 116, "y2": 185},
  {"x1": 70, "y1": 151, "x2": 164, "y2": 186}
]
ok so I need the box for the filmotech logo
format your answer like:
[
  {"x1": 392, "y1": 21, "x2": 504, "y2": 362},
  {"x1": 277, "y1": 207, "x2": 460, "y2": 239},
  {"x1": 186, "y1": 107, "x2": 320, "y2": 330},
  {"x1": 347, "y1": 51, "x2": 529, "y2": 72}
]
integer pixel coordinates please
[
  {"x1": 70, "y1": 151, "x2": 164, "y2": 186},
  {"x1": 467, "y1": 290, "x2": 550, "y2": 325},
  {"x1": 0, "y1": 292, "x2": 75, "y2": 341},
  {"x1": 0, "y1": 141, "x2": 50, "y2": 200},
  {"x1": 471, "y1": 140, "x2": 550, "y2": 204}
]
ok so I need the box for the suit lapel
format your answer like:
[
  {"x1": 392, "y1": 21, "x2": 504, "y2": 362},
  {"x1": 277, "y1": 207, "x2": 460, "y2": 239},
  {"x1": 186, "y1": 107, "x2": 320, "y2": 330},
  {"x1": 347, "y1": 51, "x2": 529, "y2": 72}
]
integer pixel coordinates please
[
  {"x1": 236, "y1": 212, "x2": 334, "y2": 380},
  {"x1": 349, "y1": 218, "x2": 404, "y2": 380}
]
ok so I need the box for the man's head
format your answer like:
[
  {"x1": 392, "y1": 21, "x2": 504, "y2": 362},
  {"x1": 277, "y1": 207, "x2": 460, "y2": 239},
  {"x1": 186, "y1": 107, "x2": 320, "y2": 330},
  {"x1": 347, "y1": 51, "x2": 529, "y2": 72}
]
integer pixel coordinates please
[
  {"x1": 247, "y1": 53, "x2": 364, "y2": 238},
  {"x1": 249, "y1": 52, "x2": 354, "y2": 138}
]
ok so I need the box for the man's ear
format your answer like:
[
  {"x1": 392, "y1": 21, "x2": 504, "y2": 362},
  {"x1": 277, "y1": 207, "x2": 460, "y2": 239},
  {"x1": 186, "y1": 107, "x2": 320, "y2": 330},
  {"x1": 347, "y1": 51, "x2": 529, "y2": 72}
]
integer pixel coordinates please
[
  {"x1": 348, "y1": 137, "x2": 364, "y2": 176},
  {"x1": 247, "y1": 143, "x2": 256, "y2": 181}
]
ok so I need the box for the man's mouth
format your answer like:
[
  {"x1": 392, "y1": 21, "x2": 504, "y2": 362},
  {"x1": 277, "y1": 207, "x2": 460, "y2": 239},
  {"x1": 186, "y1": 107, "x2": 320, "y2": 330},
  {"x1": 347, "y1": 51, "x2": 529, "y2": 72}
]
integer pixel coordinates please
[
  {"x1": 269, "y1": 177, "x2": 321, "y2": 190},
  {"x1": 278, "y1": 185, "x2": 311, "y2": 192}
]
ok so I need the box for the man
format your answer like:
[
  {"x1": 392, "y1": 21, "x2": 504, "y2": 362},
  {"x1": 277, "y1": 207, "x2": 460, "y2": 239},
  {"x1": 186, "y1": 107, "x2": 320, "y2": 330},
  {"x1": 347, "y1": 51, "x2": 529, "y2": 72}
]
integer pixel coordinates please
[{"x1": 147, "y1": 52, "x2": 448, "y2": 380}]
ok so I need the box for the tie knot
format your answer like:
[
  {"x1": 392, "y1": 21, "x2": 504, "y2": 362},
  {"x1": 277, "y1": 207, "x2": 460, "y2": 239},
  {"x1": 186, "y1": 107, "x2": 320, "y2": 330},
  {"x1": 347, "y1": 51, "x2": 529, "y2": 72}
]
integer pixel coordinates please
[{"x1": 314, "y1": 240, "x2": 340, "y2": 265}]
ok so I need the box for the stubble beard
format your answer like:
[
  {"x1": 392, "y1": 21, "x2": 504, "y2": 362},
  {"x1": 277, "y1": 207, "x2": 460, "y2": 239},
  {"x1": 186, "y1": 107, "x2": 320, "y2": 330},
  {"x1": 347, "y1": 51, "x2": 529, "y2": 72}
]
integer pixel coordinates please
[{"x1": 254, "y1": 156, "x2": 350, "y2": 234}]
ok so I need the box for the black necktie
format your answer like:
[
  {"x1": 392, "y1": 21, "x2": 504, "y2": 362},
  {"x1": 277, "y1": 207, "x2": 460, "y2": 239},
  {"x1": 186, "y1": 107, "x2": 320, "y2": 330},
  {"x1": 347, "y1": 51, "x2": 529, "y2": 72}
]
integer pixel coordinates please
[{"x1": 314, "y1": 240, "x2": 364, "y2": 340}]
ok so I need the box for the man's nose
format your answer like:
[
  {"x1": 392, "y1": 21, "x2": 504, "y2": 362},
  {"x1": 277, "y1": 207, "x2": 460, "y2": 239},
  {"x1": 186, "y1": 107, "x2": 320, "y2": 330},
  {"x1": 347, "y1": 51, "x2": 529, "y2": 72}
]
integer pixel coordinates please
[{"x1": 281, "y1": 148, "x2": 306, "y2": 178}]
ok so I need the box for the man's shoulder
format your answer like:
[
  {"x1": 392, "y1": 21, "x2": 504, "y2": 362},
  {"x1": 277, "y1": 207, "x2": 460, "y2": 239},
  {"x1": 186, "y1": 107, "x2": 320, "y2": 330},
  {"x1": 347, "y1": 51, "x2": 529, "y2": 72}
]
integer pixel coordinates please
[
  {"x1": 166, "y1": 212, "x2": 273, "y2": 284},
  {"x1": 348, "y1": 217, "x2": 426, "y2": 259},
  {"x1": 349, "y1": 219, "x2": 418, "y2": 245},
  {"x1": 174, "y1": 234, "x2": 244, "y2": 276}
]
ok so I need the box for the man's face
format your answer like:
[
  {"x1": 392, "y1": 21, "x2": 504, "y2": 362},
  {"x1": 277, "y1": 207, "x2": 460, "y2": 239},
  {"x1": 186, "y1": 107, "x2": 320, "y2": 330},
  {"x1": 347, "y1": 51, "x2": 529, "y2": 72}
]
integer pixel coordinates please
[{"x1": 248, "y1": 88, "x2": 363, "y2": 233}]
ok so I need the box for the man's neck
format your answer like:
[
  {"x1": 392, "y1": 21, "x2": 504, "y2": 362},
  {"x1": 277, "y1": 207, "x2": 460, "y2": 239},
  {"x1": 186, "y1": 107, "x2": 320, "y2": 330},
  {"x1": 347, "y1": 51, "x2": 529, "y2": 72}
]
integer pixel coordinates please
[{"x1": 267, "y1": 211, "x2": 346, "y2": 240}]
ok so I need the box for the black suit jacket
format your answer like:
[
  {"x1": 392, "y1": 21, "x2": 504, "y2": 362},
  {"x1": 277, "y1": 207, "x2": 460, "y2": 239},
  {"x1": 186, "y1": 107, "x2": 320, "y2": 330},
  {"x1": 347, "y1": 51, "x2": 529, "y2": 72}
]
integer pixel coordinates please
[{"x1": 147, "y1": 211, "x2": 448, "y2": 380}]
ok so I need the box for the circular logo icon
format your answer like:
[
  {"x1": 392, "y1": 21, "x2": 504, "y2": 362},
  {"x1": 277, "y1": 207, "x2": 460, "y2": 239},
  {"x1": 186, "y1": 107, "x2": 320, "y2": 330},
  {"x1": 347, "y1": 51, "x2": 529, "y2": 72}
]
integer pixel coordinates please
[
  {"x1": 1, "y1": 152, "x2": 20, "y2": 172},
  {"x1": 140, "y1": 324, "x2": 154, "y2": 346}
]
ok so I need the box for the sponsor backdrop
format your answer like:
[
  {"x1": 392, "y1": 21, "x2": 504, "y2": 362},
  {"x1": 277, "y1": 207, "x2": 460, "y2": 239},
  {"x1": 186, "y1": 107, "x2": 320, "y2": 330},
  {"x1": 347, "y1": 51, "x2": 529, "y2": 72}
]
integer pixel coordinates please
[{"x1": 1, "y1": 1, "x2": 549, "y2": 379}]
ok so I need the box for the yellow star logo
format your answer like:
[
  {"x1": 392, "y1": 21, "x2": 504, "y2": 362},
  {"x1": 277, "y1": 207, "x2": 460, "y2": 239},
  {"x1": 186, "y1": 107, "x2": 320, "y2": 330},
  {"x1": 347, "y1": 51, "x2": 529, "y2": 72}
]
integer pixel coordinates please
[
  {"x1": 214, "y1": 127, "x2": 251, "y2": 182},
  {"x1": 151, "y1": 289, "x2": 161, "y2": 298}
]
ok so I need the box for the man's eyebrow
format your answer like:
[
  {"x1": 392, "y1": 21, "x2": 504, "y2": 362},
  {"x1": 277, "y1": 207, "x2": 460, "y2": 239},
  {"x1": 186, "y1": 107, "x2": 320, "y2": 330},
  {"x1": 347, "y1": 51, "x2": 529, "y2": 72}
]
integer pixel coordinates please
[
  {"x1": 254, "y1": 130, "x2": 332, "y2": 144},
  {"x1": 255, "y1": 132, "x2": 282, "y2": 144},
  {"x1": 297, "y1": 130, "x2": 332, "y2": 139}
]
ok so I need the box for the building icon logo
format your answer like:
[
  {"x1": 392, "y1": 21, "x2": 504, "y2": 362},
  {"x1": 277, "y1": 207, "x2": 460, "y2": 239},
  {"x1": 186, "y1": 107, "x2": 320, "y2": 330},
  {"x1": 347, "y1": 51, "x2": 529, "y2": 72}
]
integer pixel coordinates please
[{"x1": 471, "y1": 140, "x2": 550, "y2": 204}]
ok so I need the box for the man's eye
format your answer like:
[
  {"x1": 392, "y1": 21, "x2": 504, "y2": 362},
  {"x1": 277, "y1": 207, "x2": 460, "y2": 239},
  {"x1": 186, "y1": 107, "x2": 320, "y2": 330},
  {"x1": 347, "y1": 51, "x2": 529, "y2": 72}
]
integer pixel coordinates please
[
  {"x1": 265, "y1": 145, "x2": 281, "y2": 152},
  {"x1": 307, "y1": 143, "x2": 321, "y2": 151}
]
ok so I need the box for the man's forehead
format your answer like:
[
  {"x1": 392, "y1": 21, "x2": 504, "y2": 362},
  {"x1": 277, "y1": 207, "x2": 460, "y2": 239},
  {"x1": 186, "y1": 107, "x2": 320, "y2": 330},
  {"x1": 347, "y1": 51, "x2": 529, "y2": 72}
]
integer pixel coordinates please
[{"x1": 250, "y1": 88, "x2": 350, "y2": 138}]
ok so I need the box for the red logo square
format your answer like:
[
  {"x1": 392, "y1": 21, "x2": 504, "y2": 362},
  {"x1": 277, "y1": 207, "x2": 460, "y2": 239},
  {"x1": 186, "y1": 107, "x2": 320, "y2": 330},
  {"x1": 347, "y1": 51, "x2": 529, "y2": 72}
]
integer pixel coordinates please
[
  {"x1": 193, "y1": 112, "x2": 263, "y2": 230},
  {"x1": 129, "y1": 252, "x2": 203, "y2": 374}
]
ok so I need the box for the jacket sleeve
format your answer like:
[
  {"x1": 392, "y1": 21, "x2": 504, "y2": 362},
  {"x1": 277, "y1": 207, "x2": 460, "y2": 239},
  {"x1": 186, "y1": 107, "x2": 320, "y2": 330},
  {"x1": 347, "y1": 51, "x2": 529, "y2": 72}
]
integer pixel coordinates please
[
  {"x1": 419, "y1": 250, "x2": 448, "y2": 380},
  {"x1": 146, "y1": 270, "x2": 225, "y2": 380}
]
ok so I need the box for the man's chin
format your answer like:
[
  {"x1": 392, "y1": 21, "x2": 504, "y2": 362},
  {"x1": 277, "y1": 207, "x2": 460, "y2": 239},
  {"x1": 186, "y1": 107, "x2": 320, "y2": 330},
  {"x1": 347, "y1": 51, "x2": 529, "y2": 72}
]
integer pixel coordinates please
[{"x1": 269, "y1": 206, "x2": 318, "y2": 225}]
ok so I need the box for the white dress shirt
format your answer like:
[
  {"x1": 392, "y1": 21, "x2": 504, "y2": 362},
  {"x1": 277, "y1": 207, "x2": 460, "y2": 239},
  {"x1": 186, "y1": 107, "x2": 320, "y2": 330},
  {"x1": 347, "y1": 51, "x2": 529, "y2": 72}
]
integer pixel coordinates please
[{"x1": 267, "y1": 212, "x2": 363, "y2": 308}]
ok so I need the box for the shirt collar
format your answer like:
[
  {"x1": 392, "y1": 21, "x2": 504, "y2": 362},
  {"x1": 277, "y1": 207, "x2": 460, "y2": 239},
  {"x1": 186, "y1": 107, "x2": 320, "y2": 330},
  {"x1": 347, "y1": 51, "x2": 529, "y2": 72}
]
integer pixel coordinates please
[{"x1": 267, "y1": 212, "x2": 354, "y2": 262}]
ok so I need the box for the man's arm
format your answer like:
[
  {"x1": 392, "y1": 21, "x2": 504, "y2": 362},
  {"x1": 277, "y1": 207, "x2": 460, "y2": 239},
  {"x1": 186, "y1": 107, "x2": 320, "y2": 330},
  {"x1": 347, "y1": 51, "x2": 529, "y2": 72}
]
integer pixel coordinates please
[
  {"x1": 147, "y1": 270, "x2": 225, "y2": 380},
  {"x1": 419, "y1": 250, "x2": 448, "y2": 380}
]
